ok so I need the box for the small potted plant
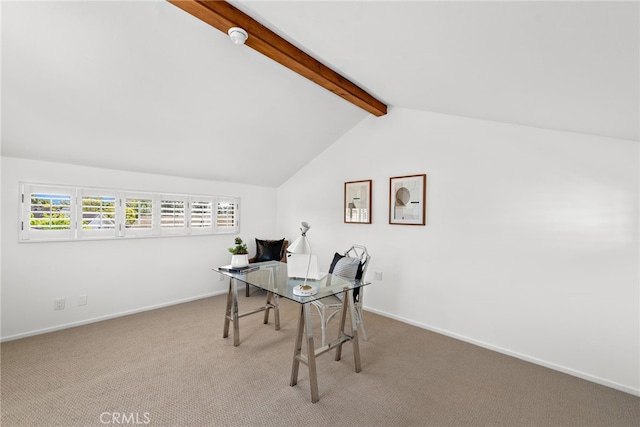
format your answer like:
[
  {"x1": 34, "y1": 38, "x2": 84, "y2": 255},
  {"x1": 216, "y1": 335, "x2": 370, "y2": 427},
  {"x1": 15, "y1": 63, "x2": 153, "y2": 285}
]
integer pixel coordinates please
[{"x1": 228, "y1": 237, "x2": 249, "y2": 268}]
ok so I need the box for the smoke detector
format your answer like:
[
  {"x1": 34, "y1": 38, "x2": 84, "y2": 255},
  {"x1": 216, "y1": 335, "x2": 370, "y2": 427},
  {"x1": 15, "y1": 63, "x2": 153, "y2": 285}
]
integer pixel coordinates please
[{"x1": 228, "y1": 27, "x2": 248, "y2": 45}]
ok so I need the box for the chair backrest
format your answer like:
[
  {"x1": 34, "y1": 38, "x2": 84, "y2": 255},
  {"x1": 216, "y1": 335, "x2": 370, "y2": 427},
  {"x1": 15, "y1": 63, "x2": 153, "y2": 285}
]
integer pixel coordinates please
[
  {"x1": 343, "y1": 245, "x2": 370, "y2": 302},
  {"x1": 344, "y1": 245, "x2": 371, "y2": 280},
  {"x1": 279, "y1": 240, "x2": 289, "y2": 262}
]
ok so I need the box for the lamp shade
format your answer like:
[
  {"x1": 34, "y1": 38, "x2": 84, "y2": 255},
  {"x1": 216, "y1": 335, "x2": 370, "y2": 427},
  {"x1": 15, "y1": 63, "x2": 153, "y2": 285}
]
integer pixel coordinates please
[
  {"x1": 287, "y1": 221, "x2": 311, "y2": 254},
  {"x1": 288, "y1": 235, "x2": 310, "y2": 254}
]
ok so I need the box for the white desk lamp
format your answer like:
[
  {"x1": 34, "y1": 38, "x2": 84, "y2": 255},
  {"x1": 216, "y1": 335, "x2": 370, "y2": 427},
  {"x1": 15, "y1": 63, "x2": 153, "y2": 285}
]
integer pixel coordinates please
[{"x1": 288, "y1": 221, "x2": 317, "y2": 296}]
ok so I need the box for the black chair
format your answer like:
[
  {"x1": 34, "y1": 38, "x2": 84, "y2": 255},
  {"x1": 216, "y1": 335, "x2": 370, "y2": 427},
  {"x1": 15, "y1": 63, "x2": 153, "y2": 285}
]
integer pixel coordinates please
[{"x1": 245, "y1": 238, "x2": 288, "y2": 297}]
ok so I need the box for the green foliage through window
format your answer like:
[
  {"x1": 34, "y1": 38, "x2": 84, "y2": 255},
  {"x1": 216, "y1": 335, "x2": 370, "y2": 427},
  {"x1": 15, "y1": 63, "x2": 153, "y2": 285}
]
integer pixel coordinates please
[{"x1": 29, "y1": 194, "x2": 71, "y2": 230}]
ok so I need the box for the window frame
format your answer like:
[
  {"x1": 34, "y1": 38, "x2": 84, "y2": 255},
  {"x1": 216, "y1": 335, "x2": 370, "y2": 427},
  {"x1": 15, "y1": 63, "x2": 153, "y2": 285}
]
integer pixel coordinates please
[
  {"x1": 21, "y1": 183, "x2": 75, "y2": 241},
  {"x1": 19, "y1": 182, "x2": 240, "y2": 243}
]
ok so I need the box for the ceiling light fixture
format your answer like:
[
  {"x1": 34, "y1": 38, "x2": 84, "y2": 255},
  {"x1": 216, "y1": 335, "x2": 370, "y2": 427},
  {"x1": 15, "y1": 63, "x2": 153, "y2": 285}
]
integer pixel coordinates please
[{"x1": 227, "y1": 27, "x2": 248, "y2": 45}]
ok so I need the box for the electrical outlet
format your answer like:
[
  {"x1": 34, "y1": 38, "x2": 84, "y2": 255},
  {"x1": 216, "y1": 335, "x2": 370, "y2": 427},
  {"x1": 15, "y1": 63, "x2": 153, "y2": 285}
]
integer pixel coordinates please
[
  {"x1": 54, "y1": 298, "x2": 65, "y2": 311},
  {"x1": 78, "y1": 295, "x2": 88, "y2": 306},
  {"x1": 374, "y1": 271, "x2": 383, "y2": 280}
]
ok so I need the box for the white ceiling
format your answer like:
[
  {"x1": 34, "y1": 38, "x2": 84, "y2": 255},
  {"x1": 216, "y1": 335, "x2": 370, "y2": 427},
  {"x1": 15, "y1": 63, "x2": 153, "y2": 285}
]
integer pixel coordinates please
[{"x1": 2, "y1": 1, "x2": 638, "y2": 187}]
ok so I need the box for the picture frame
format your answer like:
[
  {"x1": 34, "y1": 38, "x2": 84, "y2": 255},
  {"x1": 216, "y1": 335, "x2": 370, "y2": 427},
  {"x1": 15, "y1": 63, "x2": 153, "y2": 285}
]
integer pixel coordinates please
[
  {"x1": 389, "y1": 174, "x2": 426, "y2": 225},
  {"x1": 344, "y1": 180, "x2": 372, "y2": 224}
]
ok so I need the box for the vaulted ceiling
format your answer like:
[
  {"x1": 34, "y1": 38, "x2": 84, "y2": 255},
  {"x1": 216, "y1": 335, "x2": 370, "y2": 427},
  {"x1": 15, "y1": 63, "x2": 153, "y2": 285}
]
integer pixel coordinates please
[{"x1": 2, "y1": 1, "x2": 638, "y2": 187}]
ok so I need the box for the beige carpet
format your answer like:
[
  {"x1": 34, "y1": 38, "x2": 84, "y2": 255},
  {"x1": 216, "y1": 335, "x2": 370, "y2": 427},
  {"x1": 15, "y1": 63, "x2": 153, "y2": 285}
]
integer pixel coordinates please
[{"x1": 1, "y1": 292, "x2": 638, "y2": 427}]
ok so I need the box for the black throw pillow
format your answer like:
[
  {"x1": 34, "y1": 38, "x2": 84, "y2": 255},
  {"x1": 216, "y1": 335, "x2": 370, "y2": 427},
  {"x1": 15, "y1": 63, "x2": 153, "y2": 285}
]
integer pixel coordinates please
[{"x1": 254, "y1": 238, "x2": 285, "y2": 262}]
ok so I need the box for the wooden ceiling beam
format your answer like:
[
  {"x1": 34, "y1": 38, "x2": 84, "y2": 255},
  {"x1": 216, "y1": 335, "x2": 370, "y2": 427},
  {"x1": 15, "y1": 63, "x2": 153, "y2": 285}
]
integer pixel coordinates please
[{"x1": 167, "y1": 0, "x2": 387, "y2": 116}]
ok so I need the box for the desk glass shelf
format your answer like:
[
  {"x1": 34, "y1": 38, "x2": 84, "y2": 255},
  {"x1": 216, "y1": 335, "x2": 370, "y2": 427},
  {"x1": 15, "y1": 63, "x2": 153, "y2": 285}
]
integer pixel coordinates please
[{"x1": 215, "y1": 260, "x2": 367, "y2": 304}]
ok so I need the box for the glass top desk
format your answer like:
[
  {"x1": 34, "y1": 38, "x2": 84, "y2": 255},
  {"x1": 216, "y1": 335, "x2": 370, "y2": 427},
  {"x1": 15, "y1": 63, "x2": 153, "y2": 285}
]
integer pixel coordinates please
[{"x1": 214, "y1": 260, "x2": 370, "y2": 403}]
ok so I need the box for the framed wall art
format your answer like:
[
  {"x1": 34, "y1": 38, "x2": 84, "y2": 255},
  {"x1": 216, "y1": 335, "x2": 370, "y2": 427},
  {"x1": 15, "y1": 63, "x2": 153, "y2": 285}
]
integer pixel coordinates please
[
  {"x1": 344, "y1": 180, "x2": 372, "y2": 224},
  {"x1": 389, "y1": 174, "x2": 426, "y2": 225}
]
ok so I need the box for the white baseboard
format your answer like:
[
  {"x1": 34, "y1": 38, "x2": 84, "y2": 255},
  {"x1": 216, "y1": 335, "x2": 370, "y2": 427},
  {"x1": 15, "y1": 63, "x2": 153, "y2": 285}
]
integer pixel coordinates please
[
  {"x1": 364, "y1": 306, "x2": 640, "y2": 397},
  {"x1": 1, "y1": 290, "x2": 227, "y2": 342},
  {"x1": 4, "y1": 295, "x2": 638, "y2": 397}
]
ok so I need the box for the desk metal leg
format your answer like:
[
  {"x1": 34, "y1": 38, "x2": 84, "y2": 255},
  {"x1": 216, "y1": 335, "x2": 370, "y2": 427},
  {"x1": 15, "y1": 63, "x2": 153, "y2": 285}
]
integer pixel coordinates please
[
  {"x1": 290, "y1": 304, "x2": 304, "y2": 389},
  {"x1": 222, "y1": 277, "x2": 241, "y2": 346},
  {"x1": 334, "y1": 289, "x2": 350, "y2": 361},
  {"x1": 347, "y1": 292, "x2": 362, "y2": 373},
  {"x1": 289, "y1": 290, "x2": 363, "y2": 403},
  {"x1": 304, "y1": 303, "x2": 320, "y2": 403},
  {"x1": 231, "y1": 278, "x2": 240, "y2": 346},
  {"x1": 223, "y1": 274, "x2": 280, "y2": 347},
  {"x1": 273, "y1": 294, "x2": 280, "y2": 329},
  {"x1": 263, "y1": 292, "x2": 280, "y2": 331},
  {"x1": 333, "y1": 289, "x2": 361, "y2": 372},
  {"x1": 290, "y1": 303, "x2": 320, "y2": 403},
  {"x1": 223, "y1": 278, "x2": 233, "y2": 339}
]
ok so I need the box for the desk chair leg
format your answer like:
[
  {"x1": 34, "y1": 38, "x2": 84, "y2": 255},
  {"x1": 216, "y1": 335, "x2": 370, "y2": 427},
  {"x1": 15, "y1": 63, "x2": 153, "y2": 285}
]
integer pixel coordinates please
[
  {"x1": 312, "y1": 303, "x2": 330, "y2": 347},
  {"x1": 356, "y1": 305, "x2": 368, "y2": 341}
]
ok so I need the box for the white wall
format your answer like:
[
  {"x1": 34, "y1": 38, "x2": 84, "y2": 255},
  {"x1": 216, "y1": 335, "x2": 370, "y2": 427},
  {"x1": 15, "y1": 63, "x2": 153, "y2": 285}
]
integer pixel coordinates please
[
  {"x1": 277, "y1": 107, "x2": 640, "y2": 395},
  {"x1": 1, "y1": 157, "x2": 278, "y2": 340}
]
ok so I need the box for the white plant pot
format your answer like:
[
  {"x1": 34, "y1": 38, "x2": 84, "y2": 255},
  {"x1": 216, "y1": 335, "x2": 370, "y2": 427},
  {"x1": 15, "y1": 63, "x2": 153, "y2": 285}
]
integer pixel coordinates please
[{"x1": 230, "y1": 254, "x2": 249, "y2": 268}]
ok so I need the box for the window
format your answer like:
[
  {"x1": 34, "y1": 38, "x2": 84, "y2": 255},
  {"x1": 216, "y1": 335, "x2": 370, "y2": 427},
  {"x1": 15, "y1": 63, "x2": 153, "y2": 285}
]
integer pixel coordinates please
[
  {"x1": 216, "y1": 198, "x2": 238, "y2": 232},
  {"x1": 124, "y1": 196, "x2": 154, "y2": 237},
  {"x1": 19, "y1": 182, "x2": 239, "y2": 242},
  {"x1": 78, "y1": 189, "x2": 119, "y2": 239},
  {"x1": 190, "y1": 198, "x2": 213, "y2": 234},
  {"x1": 21, "y1": 184, "x2": 74, "y2": 241},
  {"x1": 160, "y1": 196, "x2": 187, "y2": 235},
  {"x1": 31, "y1": 193, "x2": 72, "y2": 230}
]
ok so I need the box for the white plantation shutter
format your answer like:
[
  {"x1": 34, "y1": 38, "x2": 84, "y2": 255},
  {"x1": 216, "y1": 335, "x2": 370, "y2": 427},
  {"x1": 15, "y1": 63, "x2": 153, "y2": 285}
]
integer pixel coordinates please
[
  {"x1": 190, "y1": 197, "x2": 214, "y2": 234},
  {"x1": 77, "y1": 189, "x2": 119, "y2": 239},
  {"x1": 124, "y1": 194, "x2": 155, "y2": 237},
  {"x1": 19, "y1": 182, "x2": 240, "y2": 242},
  {"x1": 160, "y1": 196, "x2": 187, "y2": 235},
  {"x1": 216, "y1": 198, "x2": 239, "y2": 233}
]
